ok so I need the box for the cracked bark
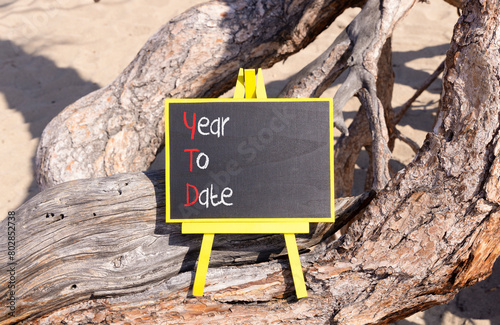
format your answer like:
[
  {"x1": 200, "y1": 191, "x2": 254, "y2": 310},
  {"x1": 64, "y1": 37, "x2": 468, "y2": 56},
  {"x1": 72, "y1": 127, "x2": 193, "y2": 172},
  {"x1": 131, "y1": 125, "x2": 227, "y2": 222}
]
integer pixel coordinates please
[
  {"x1": 35, "y1": 0, "x2": 363, "y2": 190},
  {"x1": 8, "y1": 0, "x2": 499, "y2": 323}
]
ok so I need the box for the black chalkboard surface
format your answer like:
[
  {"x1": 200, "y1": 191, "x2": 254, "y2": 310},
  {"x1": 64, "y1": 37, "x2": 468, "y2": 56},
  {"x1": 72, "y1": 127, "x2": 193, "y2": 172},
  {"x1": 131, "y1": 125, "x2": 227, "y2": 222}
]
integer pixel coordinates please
[{"x1": 164, "y1": 98, "x2": 334, "y2": 223}]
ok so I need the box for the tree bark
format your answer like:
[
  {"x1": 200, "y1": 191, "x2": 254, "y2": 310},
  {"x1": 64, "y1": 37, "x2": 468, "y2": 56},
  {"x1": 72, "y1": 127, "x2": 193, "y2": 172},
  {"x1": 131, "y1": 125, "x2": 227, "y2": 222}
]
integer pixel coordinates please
[
  {"x1": 35, "y1": 0, "x2": 363, "y2": 190},
  {"x1": 8, "y1": 0, "x2": 499, "y2": 324}
]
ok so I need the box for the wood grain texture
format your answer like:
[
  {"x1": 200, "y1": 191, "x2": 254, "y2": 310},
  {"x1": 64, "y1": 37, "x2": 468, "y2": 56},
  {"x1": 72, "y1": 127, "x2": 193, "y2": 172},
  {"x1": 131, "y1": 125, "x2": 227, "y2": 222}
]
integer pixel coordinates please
[
  {"x1": 0, "y1": 170, "x2": 372, "y2": 324},
  {"x1": 280, "y1": 0, "x2": 408, "y2": 194},
  {"x1": 6, "y1": 0, "x2": 499, "y2": 323}
]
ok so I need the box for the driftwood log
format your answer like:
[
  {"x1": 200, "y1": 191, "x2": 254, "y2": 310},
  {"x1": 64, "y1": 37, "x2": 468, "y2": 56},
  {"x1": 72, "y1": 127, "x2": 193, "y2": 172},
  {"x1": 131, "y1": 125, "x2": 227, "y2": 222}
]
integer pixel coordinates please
[
  {"x1": 3, "y1": 0, "x2": 498, "y2": 323},
  {"x1": 0, "y1": 170, "x2": 373, "y2": 324}
]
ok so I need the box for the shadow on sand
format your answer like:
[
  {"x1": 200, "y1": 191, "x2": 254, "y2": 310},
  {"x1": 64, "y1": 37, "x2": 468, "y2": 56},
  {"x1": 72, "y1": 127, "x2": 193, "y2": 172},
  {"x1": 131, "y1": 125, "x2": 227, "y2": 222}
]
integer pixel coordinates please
[{"x1": 0, "y1": 39, "x2": 99, "y2": 200}]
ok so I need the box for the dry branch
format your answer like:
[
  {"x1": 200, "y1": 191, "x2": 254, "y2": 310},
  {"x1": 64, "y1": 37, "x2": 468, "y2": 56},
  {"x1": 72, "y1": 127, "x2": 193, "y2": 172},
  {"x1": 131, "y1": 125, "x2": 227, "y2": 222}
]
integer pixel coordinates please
[
  {"x1": 393, "y1": 128, "x2": 421, "y2": 154},
  {"x1": 356, "y1": 88, "x2": 391, "y2": 190},
  {"x1": 281, "y1": 0, "x2": 415, "y2": 193},
  {"x1": 333, "y1": 38, "x2": 394, "y2": 196},
  {"x1": 35, "y1": 0, "x2": 363, "y2": 190},
  {"x1": 331, "y1": 0, "x2": 417, "y2": 134},
  {"x1": 330, "y1": 0, "x2": 417, "y2": 190},
  {"x1": 278, "y1": 27, "x2": 352, "y2": 99}
]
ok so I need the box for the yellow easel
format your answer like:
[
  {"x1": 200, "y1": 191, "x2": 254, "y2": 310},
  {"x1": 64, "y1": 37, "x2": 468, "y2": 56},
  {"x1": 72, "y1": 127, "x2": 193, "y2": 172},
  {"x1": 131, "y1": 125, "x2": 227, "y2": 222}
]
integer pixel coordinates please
[{"x1": 184, "y1": 68, "x2": 309, "y2": 299}]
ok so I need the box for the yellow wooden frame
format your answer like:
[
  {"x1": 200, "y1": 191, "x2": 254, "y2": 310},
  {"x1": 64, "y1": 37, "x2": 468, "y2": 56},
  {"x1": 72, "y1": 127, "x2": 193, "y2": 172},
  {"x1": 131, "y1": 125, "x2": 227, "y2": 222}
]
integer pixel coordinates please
[
  {"x1": 164, "y1": 68, "x2": 334, "y2": 299},
  {"x1": 164, "y1": 99, "x2": 335, "y2": 223}
]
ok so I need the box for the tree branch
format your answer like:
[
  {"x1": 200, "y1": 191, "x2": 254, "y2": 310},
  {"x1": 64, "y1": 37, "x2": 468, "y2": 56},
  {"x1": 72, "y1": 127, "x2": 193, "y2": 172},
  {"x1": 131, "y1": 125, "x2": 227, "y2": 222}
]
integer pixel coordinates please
[
  {"x1": 278, "y1": 30, "x2": 352, "y2": 99},
  {"x1": 35, "y1": 0, "x2": 364, "y2": 190},
  {"x1": 12, "y1": 0, "x2": 500, "y2": 324},
  {"x1": 333, "y1": 38, "x2": 394, "y2": 196},
  {"x1": 356, "y1": 87, "x2": 391, "y2": 189},
  {"x1": 331, "y1": 0, "x2": 418, "y2": 133},
  {"x1": 393, "y1": 128, "x2": 421, "y2": 154},
  {"x1": 281, "y1": 0, "x2": 415, "y2": 193}
]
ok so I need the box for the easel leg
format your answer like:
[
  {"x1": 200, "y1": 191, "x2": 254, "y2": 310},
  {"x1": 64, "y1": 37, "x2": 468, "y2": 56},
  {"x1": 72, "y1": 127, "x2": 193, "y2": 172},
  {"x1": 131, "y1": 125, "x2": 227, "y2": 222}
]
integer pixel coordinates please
[
  {"x1": 284, "y1": 233, "x2": 307, "y2": 298},
  {"x1": 192, "y1": 233, "x2": 215, "y2": 296}
]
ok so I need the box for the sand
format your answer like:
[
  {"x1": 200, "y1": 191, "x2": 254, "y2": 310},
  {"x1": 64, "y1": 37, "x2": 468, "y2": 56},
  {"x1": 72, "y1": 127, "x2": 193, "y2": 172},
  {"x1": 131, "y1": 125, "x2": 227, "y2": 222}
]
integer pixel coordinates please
[{"x1": 0, "y1": 0, "x2": 498, "y2": 323}]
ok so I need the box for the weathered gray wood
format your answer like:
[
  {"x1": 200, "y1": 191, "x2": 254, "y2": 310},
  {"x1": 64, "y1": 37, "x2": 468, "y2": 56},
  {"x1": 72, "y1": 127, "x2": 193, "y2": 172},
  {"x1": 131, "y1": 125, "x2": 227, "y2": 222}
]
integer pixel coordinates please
[
  {"x1": 280, "y1": 0, "x2": 414, "y2": 194},
  {"x1": 282, "y1": 36, "x2": 395, "y2": 196},
  {"x1": 357, "y1": 87, "x2": 392, "y2": 190},
  {"x1": 0, "y1": 170, "x2": 372, "y2": 324},
  {"x1": 35, "y1": 0, "x2": 364, "y2": 190},
  {"x1": 281, "y1": 0, "x2": 415, "y2": 135},
  {"x1": 332, "y1": 38, "x2": 394, "y2": 196}
]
